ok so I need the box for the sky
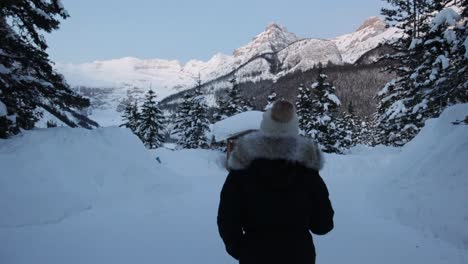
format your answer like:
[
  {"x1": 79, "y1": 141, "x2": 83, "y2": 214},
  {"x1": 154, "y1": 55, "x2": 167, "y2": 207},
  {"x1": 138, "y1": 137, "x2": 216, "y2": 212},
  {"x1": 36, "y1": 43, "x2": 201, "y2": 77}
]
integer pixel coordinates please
[{"x1": 46, "y1": 0, "x2": 385, "y2": 64}]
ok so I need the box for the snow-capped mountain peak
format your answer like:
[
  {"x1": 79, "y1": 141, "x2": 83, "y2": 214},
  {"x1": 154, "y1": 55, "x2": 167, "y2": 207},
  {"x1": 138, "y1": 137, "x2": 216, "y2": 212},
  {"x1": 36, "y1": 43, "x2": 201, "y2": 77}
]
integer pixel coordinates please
[
  {"x1": 332, "y1": 16, "x2": 400, "y2": 64},
  {"x1": 233, "y1": 22, "x2": 300, "y2": 59},
  {"x1": 56, "y1": 17, "x2": 401, "y2": 126},
  {"x1": 356, "y1": 16, "x2": 387, "y2": 32}
]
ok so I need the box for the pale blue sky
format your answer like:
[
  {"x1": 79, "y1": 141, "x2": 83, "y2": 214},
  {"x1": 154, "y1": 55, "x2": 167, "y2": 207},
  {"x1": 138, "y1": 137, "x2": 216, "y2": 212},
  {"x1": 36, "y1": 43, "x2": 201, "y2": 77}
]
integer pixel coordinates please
[{"x1": 46, "y1": 0, "x2": 385, "y2": 64}]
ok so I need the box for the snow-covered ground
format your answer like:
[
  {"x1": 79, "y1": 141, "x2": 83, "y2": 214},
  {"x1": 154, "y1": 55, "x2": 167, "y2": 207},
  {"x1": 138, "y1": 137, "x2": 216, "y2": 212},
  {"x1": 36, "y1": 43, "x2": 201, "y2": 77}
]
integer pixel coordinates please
[{"x1": 1, "y1": 104, "x2": 467, "y2": 263}]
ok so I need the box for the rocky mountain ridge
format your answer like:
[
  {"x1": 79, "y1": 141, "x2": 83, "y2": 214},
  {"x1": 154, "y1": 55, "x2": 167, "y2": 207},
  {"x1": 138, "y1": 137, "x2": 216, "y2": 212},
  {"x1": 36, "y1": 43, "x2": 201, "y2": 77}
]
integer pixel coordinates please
[{"x1": 59, "y1": 17, "x2": 400, "y2": 126}]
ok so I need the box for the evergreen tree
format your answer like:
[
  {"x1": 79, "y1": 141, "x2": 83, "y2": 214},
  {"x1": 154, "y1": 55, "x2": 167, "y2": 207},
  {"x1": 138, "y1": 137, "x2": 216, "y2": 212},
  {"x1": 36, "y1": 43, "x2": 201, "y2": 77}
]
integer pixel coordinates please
[
  {"x1": 295, "y1": 83, "x2": 313, "y2": 135},
  {"x1": 347, "y1": 101, "x2": 355, "y2": 115},
  {"x1": 213, "y1": 93, "x2": 229, "y2": 122},
  {"x1": 173, "y1": 79, "x2": 210, "y2": 149},
  {"x1": 0, "y1": 0, "x2": 96, "y2": 138},
  {"x1": 120, "y1": 99, "x2": 140, "y2": 133},
  {"x1": 136, "y1": 90, "x2": 165, "y2": 149},
  {"x1": 172, "y1": 91, "x2": 193, "y2": 139},
  {"x1": 307, "y1": 66, "x2": 351, "y2": 153},
  {"x1": 218, "y1": 78, "x2": 252, "y2": 118},
  {"x1": 375, "y1": 1, "x2": 467, "y2": 146}
]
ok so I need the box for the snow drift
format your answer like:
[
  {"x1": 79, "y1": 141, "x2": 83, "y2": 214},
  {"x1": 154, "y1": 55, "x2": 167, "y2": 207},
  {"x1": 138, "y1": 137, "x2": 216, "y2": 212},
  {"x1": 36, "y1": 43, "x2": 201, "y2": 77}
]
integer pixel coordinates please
[
  {"x1": 371, "y1": 103, "x2": 468, "y2": 249},
  {"x1": 0, "y1": 104, "x2": 467, "y2": 264},
  {"x1": 0, "y1": 127, "x2": 174, "y2": 228}
]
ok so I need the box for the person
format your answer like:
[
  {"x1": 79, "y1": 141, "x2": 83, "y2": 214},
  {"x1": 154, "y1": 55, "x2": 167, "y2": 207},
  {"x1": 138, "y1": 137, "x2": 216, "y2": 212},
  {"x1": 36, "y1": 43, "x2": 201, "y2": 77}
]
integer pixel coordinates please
[{"x1": 217, "y1": 100, "x2": 334, "y2": 264}]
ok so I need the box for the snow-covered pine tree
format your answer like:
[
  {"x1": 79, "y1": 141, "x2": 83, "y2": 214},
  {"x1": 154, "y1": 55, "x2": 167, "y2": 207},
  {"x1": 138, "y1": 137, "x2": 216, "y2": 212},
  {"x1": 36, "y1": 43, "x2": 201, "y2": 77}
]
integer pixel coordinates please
[
  {"x1": 213, "y1": 93, "x2": 229, "y2": 122},
  {"x1": 375, "y1": 1, "x2": 467, "y2": 146},
  {"x1": 444, "y1": 1, "x2": 468, "y2": 106},
  {"x1": 173, "y1": 78, "x2": 210, "y2": 149},
  {"x1": 374, "y1": 1, "x2": 437, "y2": 145},
  {"x1": 183, "y1": 87, "x2": 210, "y2": 149},
  {"x1": 171, "y1": 91, "x2": 193, "y2": 139},
  {"x1": 410, "y1": 5, "x2": 467, "y2": 121},
  {"x1": 265, "y1": 91, "x2": 277, "y2": 110},
  {"x1": 307, "y1": 65, "x2": 351, "y2": 153},
  {"x1": 295, "y1": 83, "x2": 314, "y2": 135},
  {"x1": 120, "y1": 99, "x2": 140, "y2": 133},
  {"x1": 219, "y1": 78, "x2": 252, "y2": 117},
  {"x1": 136, "y1": 90, "x2": 165, "y2": 149},
  {"x1": 0, "y1": 1, "x2": 97, "y2": 138}
]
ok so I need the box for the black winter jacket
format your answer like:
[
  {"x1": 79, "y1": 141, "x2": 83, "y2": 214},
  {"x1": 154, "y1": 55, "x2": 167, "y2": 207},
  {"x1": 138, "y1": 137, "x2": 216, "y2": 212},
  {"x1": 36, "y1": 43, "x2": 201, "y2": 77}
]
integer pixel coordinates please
[{"x1": 217, "y1": 132, "x2": 334, "y2": 264}]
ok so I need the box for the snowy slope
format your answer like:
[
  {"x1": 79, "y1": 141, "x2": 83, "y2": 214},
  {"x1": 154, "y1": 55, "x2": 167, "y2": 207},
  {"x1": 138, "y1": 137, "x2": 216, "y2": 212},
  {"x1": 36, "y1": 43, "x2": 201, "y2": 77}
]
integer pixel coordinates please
[
  {"x1": 332, "y1": 17, "x2": 401, "y2": 64},
  {"x1": 370, "y1": 103, "x2": 468, "y2": 249},
  {"x1": 278, "y1": 38, "x2": 343, "y2": 72},
  {"x1": 0, "y1": 127, "x2": 174, "y2": 228},
  {"x1": 1, "y1": 104, "x2": 468, "y2": 263}
]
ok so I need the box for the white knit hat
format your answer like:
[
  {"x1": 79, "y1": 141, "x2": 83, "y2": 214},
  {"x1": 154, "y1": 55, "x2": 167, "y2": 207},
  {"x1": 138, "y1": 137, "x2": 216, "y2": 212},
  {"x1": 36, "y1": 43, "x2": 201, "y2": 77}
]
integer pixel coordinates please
[{"x1": 260, "y1": 100, "x2": 299, "y2": 136}]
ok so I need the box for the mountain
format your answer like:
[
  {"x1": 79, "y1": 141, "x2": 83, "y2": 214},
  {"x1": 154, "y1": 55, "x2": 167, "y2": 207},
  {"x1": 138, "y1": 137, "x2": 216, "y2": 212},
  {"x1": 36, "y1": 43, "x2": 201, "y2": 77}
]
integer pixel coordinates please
[
  {"x1": 233, "y1": 23, "x2": 300, "y2": 59},
  {"x1": 332, "y1": 17, "x2": 401, "y2": 64},
  {"x1": 56, "y1": 17, "x2": 400, "y2": 126}
]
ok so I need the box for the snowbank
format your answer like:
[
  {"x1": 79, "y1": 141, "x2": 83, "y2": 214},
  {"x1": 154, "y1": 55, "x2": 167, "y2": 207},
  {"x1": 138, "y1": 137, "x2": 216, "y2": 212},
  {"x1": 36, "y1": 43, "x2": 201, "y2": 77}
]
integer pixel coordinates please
[
  {"x1": 0, "y1": 127, "x2": 173, "y2": 228},
  {"x1": 211, "y1": 111, "x2": 263, "y2": 141},
  {"x1": 371, "y1": 104, "x2": 468, "y2": 249}
]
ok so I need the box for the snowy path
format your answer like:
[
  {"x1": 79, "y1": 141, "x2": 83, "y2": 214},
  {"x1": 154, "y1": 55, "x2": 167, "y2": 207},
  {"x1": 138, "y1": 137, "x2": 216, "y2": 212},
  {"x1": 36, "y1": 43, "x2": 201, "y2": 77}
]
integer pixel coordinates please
[
  {"x1": 1, "y1": 146, "x2": 467, "y2": 263},
  {"x1": 316, "y1": 150, "x2": 467, "y2": 264}
]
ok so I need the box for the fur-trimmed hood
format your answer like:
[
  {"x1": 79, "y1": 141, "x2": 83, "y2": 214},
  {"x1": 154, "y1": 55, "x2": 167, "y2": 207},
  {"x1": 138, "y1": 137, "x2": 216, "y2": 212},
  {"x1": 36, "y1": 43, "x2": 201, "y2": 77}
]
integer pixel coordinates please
[{"x1": 227, "y1": 131, "x2": 324, "y2": 171}]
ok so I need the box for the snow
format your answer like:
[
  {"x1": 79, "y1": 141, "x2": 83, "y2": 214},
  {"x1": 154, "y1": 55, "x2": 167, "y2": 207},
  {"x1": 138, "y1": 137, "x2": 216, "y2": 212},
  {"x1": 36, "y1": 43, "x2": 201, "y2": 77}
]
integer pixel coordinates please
[
  {"x1": 409, "y1": 38, "x2": 423, "y2": 50},
  {"x1": 387, "y1": 100, "x2": 407, "y2": 120},
  {"x1": 443, "y1": 29, "x2": 457, "y2": 43},
  {"x1": 431, "y1": 7, "x2": 461, "y2": 32},
  {"x1": 0, "y1": 127, "x2": 170, "y2": 228},
  {"x1": 435, "y1": 55, "x2": 450, "y2": 69},
  {"x1": 378, "y1": 79, "x2": 395, "y2": 96},
  {"x1": 0, "y1": 99, "x2": 6, "y2": 116},
  {"x1": 56, "y1": 0, "x2": 69, "y2": 17},
  {"x1": 211, "y1": 111, "x2": 263, "y2": 141},
  {"x1": 412, "y1": 99, "x2": 428, "y2": 114},
  {"x1": 1, "y1": 104, "x2": 468, "y2": 263},
  {"x1": 34, "y1": 107, "x2": 68, "y2": 128},
  {"x1": 233, "y1": 22, "x2": 299, "y2": 60},
  {"x1": 332, "y1": 17, "x2": 401, "y2": 63},
  {"x1": 278, "y1": 39, "x2": 343, "y2": 72},
  {"x1": 326, "y1": 92, "x2": 341, "y2": 106},
  {"x1": 0, "y1": 63, "x2": 11, "y2": 74},
  {"x1": 370, "y1": 103, "x2": 468, "y2": 249}
]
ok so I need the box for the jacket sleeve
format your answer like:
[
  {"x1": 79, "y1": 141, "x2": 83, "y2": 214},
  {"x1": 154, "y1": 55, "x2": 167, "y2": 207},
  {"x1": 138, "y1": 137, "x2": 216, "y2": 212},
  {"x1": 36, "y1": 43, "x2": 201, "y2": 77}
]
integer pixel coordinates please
[
  {"x1": 217, "y1": 170, "x2": 243, "y2": 260},
  {"x1": 309, "y1": 171, "x2": 334, "y2": 235}
]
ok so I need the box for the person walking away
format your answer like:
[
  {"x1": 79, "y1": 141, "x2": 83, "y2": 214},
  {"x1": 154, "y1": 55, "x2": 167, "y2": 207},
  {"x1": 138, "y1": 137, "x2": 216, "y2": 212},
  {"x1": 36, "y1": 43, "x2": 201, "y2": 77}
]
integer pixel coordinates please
[{"x1": 217, "y1": 100, "x2": 334, "y2": 264}]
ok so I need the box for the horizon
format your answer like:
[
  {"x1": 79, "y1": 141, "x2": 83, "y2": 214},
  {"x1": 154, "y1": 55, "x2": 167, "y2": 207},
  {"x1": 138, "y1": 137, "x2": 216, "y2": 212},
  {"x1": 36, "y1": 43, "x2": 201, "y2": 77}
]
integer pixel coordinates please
[{"x1": 45, "y1": 0, "x2": 385, "y2": 64}]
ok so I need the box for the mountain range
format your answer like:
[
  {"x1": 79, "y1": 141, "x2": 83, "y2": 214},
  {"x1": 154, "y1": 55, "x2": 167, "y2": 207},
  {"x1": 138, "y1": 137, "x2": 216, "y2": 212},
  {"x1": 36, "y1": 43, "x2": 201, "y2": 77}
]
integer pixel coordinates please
[{"x1": 58, "y1": 16, "x2": 400, "y2": 126}]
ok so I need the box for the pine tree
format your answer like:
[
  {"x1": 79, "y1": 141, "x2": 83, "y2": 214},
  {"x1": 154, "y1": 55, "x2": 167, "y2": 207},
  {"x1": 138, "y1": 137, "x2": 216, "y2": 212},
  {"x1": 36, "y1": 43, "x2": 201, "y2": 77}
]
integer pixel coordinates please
[
  {"x1": 120, "y1": 100, "x2": 140, "y2": 133},
  {"x1": 0, "y1": 1, "x2": 96, "y2": 138},
  {"x1": 295, "y1": 83, "x2": 313, "y2": 135},
  {"x1": 307, "y1": 66, "x2": 351, "y2": 153},
  {"x1": 213, "y1": 94, "x2": 229, "y2": 122},
  {"x1": 375, "y1": 0, "x2": 467, "y2": 146},
  {"x1": 136, "y1": 90, "x2": 165, "y2": 149},
  {"x1": 218, "y1": 78, "x2": 252, "y2": 117},
  {"x1": 172, "y1": 91, "x2": 193, "y2": 139},
  {"x1": 173, "y1": 78, "x2": 210, "y2": 149}
]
